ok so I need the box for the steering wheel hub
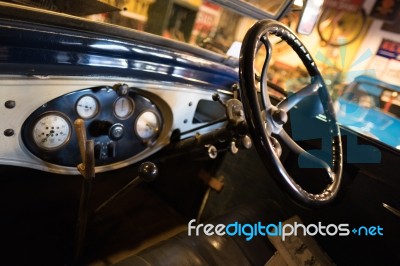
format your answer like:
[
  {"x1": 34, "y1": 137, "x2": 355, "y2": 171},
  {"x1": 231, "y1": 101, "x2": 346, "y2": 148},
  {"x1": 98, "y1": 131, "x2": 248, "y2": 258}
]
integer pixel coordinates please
[{"x1": 271, "y1": 108, "x2": 288, "y2": 125}]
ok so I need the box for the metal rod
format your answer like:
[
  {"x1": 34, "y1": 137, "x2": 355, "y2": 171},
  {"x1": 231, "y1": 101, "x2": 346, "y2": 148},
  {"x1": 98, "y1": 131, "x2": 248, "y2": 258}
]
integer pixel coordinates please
[
  {"x1": 94, "y1": 176, "x2": 142, "y2": 215},
  {"x1": 72, "y1": 119, "x2": 96, "y2": 264},
  {"x1": 72, "y1": 178, "x2": 93, "y2": 264}
]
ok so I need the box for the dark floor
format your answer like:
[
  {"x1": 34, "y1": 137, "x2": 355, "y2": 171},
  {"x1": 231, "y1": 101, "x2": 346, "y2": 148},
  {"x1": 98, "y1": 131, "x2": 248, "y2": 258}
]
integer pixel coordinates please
[
  {"x1": 2, "y1": 146, "x2": 399, "y2": 266},
  {"x1": 0, "y1": 164, "x2": 188, "y2": 266}
]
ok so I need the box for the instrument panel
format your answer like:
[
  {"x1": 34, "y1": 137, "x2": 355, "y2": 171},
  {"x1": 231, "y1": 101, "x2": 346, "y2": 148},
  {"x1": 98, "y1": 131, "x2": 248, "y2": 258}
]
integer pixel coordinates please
[{"x1": 22, "y1": 86, "x2": 163, "y2": 167}]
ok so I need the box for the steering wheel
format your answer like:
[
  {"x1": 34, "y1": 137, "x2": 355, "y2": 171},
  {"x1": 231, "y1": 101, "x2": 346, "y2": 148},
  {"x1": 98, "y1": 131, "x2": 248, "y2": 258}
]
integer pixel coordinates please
[{"x1": 239, "y1": 20, "x2": 343, "y2": 207}]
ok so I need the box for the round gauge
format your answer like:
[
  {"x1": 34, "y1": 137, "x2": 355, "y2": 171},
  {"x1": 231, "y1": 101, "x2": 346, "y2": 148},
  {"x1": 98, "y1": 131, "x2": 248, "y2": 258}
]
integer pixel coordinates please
[
  {"x1": 135, "y1": 111, "x2": 160, "y2": 140},
  {"x1": 114, "y1": 97, "x2": 135, "y2": 119},
  {"x1": 32, "y1": 113, "x2": 71, "y2": 150},
  {"x1": 76, "y1": 95, "x2": 98, "y2": 119}
]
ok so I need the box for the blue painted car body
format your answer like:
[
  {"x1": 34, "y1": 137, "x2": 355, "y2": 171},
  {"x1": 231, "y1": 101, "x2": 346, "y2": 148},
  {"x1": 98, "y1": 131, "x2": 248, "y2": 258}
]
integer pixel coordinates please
[
  {"x1": 337, "y1": 75, "x2": 400, "y2": 149},
  {"x1": 0, "y1": 4, "x2": 238, "y2": 90}
]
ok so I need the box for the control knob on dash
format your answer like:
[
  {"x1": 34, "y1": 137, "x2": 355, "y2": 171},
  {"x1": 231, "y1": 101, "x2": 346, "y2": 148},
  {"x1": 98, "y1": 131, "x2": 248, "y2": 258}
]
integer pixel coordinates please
[{"x1": 109, "y1": 123, "x2": 125, "y2": 140}]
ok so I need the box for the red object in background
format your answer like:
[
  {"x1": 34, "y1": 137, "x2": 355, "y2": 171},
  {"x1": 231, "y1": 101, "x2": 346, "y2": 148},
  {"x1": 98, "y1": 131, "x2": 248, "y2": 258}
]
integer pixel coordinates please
[
  {"x1": 190, "y1": 1, "x2": 222, "y2": 44},
  {"x1": 324, "y1": 0, "x2": 365, "y2": 12},
  {"x1": 193, "y1": 1, "x2": 221, "y2": 34}
]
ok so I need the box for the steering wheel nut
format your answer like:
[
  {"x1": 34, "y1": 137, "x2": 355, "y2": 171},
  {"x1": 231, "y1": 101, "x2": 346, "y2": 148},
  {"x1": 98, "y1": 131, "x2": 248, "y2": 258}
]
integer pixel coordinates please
[{"x1": 271, "y1": 108, "x2": 288, "y2": 125}]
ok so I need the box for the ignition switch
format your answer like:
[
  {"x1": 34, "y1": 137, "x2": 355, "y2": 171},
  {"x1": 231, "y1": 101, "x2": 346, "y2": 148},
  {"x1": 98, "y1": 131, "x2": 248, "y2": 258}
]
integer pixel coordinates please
[{"x1": 109, "y1": 123, "x2": 125, "y2": 140}]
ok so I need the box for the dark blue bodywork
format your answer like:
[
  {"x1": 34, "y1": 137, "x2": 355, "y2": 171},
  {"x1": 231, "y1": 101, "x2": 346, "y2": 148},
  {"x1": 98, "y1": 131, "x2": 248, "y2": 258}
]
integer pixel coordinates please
[{"x1": 0, "y1": 4, "x2": 238, "y2": 91}]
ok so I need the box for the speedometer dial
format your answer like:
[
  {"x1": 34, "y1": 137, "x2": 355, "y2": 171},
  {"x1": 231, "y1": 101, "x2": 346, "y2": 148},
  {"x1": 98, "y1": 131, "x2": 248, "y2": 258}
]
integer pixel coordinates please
[
  {"x1": 135, "y1": 111, "x2": 160, "y2": 140},
  {"x1": 32, "y1": 113, "x2": 71, "y2": 150}
]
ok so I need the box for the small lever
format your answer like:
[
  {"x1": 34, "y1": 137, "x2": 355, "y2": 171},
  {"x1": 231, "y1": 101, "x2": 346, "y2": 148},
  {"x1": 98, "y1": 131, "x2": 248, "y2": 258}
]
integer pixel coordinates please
[
  {"x1": 74, "y1": 119, "x2": 95, "y2": 179},
  {"x1": 212, "y1": 93, "x2": 226, "y2": 106},
  {"x1": 94, "y1": 162, "x2": 158, "y2": 215}
]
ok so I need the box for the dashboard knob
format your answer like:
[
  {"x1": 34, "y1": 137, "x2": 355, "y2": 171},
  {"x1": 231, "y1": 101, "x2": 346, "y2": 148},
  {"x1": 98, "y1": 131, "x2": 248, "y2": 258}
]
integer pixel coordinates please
[
  {"x1": 109, "y1": 123, "x2": 125, "y2": 140},
  {"x1": 138, "y1": 162, "x2": 158, "y2": 182}
]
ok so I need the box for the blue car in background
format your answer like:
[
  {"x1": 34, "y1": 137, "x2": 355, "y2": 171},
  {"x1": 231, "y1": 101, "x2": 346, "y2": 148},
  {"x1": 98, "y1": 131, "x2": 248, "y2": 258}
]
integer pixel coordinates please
[{"x1": 337, "y1": 75, "x2": 400, "y2": 150}]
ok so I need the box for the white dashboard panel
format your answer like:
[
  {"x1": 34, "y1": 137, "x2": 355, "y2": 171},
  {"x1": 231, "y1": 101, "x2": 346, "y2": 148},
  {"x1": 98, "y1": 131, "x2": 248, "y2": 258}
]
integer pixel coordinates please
[{"x1": 0, "y1": 75, "x2": 225, "y2": 174}]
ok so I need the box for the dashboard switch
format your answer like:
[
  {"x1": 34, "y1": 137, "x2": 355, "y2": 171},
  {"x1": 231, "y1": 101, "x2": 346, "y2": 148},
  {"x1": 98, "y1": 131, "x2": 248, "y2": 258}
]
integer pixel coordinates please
[
  {"x1": 94, "y1": 144, "x2": 102, "y2": 159},
  {"x1": 107, "y1": 142, "x2": 116, "y2": 158}
]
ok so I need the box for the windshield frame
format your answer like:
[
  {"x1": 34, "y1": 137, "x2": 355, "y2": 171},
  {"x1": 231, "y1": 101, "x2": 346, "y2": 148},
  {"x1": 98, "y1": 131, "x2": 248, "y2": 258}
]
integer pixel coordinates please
[{"x1": 208, "y1": 0, "x2": 293, "y2": 20}]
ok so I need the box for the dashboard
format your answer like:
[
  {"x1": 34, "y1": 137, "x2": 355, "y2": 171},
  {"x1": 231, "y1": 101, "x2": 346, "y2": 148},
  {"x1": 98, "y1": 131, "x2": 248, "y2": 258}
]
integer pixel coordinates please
[
  {"x1": 22, "y1": 84, "x2": 162, "y2": 167},
  {"x1": 1, "y1": 76, "x2": 227, "y2": 174},
  {"x1": 0, "y1": 4, "x2": 236, "y2": 175}
]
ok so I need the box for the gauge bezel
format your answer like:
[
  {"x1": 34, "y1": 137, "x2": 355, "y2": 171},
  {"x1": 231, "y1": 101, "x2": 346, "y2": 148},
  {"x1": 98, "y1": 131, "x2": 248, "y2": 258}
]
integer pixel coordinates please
[
  {"x1": 113, "y1": 96, "x2": 135, "y2": 120},
  {"x1": 75, "y1": 94, "x2": 99, "y2": 119},
  {"x1": 31, "y1": 111, "x2": 72, "y2": 151},
  {"x1": 134, "y1": 110, "x2": 161, "y2": 141}
]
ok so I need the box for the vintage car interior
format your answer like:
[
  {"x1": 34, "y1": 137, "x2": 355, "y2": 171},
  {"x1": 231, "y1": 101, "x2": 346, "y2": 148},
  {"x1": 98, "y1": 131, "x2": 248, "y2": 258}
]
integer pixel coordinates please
[{"x1": 0, "y1": 0, "x2": 399, "y2": 265}]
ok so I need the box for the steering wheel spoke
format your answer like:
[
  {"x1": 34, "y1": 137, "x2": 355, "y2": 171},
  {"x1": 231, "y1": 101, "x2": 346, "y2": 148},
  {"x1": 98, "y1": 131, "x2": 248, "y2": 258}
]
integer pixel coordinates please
[
  {"x1": 278, "y1": 130, "x2": 334, "y2": 183},
  {"x1": 276, "y1": 82, "x2": 320, "y2": 112},
  {"x1": 239, "y1": 20, "x2": 342, "y2": 207}
]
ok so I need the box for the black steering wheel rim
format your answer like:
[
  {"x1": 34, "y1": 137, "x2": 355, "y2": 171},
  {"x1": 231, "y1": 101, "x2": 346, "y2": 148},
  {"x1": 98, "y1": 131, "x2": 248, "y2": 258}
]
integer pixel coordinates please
[{"x1": 239, "y1": 20, "x2": 343, "y2": 207}]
